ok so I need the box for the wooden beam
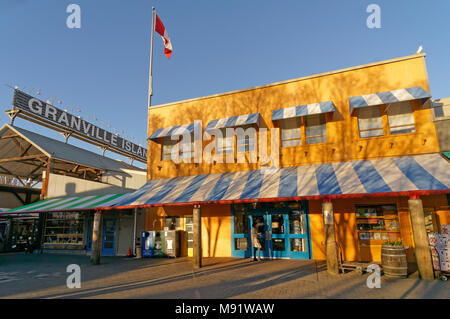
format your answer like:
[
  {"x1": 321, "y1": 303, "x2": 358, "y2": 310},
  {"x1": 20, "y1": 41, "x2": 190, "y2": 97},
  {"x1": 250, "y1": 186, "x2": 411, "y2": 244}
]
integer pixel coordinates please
[
  {"x1": 0, "y1": 134, "x2": 21, "y2": 139},
  {"x1": 0, "y1": 154, "x2": 47, "y2": 164},
  {"x1": 323, "y1": 201, "x2": 339, "y2": 275},
  {"x1": 19, "y1": 144, "x2": 33, "y2": 157},
  {"x1": 0, "y1": 164, "x2": 27, "y2": 187},
  {"x1": 408, "y1": 198, "x2": 435, "y2": 280},
  {"x1": 193, "y1": 205, "x2": 202, "y2": 269}
]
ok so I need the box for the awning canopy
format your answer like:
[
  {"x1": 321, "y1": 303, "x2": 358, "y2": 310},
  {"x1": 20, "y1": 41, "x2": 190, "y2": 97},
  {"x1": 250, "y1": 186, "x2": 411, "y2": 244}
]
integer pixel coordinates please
[
  {"x1": 205, "y1": 113, "x2": 260, "y2": 133},
  {"x1": 107, "y1": 153, "x2": 449, "y2": 208},
  {"x1": 348, "y1": 86, "x2": 431, "y2": 114},
  {"x1": 148, "y1": 122, "x2": 198, "y2": 142},
  {"x1": 272, "y1": 101, "x2": 335, "y2": 121},
  {"x1": 3, "y1": 193, "x2": 126, "y2": 214}
]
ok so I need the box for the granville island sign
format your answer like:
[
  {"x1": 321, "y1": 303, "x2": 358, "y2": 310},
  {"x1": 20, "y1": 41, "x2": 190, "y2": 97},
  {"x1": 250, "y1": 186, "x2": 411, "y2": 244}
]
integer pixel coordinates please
[{"x1": 10, "y1": 89, "x2": 147, "y2": 163}]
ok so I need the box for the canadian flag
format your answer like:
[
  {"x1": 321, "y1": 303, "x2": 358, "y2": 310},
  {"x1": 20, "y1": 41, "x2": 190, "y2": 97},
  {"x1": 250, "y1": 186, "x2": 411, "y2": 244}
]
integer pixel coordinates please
[{"x1": 155, "y1": 14, "x2": 173, "y2": 59}]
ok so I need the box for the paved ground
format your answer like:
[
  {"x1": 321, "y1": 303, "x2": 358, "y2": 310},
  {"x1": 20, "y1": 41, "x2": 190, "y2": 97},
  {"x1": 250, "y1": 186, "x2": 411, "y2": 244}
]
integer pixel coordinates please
[{"x1": 0, "y1": 253, "x2": 448, "y2": 299}]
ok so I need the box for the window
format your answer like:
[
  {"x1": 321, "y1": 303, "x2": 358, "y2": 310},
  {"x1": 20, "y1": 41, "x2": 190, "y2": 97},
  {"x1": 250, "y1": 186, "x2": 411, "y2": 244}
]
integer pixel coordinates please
[
  {"x1": 216, "y1": 128, "x2": 234, "y2": 154},
  {"x1": 355, "y1": 204, "x2": 401, "y2": 244},
  {"x1": 162, "y1": 134, "x2": 194, "y2": 161},
  {"x1": 162, "y1": 137, "x2": 178, "y2": 161},
  {"x1": 280, "y1": 117, "x2": 301, "y2": 147},
  {"x1": 44, "y1": 212, "x2": 85, "y2": 245},
  {"x1": 237, "y1": 125, "x2": 256, "y2": 153},
  {"x1": 305, "y1": 114, "x2": 327, "y2": 144},
  {"x1": 358, "y1": 105, "x2": 384, "y2": 138},
  {"x1": 179, "y1": 133, "x2": 194, "y2": 159},
  {"x1": 234, "y1": 211, "x2": 248, "y2": 234},
  {"x1": 185, "y1": 216, "x2": 193, "y2": 249},
  {"x1": 387, "y1": 101, "x2": 415, "y2": 134}
]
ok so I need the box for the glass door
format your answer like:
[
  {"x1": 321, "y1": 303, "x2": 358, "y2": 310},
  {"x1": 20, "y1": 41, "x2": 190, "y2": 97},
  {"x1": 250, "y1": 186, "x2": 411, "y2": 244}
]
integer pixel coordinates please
[
  {"x1": 288, "y1": 210, "x2": 309, "y2": 259},
  {"x1": 86, "y1": 219, "x2": 92, "y2": 252},
  {"x1": 269, "y1": 213, "x2": 289, "y2": 258},
  {"x1": 231, "y1": 209, "x2": 250, "y2": 258},
  {"x1": 102, "y1": 218, "x2": 116, "y2": 256},
  {"x1": 249, "y1": 213, "x2": 269, "y2": 258}
]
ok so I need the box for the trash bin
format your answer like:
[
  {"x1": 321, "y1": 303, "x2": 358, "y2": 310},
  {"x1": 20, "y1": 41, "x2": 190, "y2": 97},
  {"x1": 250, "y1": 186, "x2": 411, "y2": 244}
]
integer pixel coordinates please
[
  {"x1": 142, "y1": 231, "x2": 155, "y2": 258},
  {"x1": 135, "y1": 236, "x2": 142, "y2": 258},
  {"x1": 153, "y1": 231, "x2": 165, "y2": 257}
]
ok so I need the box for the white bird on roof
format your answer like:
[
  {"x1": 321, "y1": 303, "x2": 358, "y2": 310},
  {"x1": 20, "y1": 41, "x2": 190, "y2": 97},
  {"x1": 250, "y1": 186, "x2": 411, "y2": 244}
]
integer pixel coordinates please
[{"x1": 416, "y1": 45, "x2": 423, "y2": 54}]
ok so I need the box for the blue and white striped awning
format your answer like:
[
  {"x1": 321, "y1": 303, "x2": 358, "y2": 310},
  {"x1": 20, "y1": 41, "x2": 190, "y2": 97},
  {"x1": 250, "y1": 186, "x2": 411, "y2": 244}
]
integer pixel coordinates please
[
  {"x1": 107, "y1": 153, "x2": 449, "y2": 207},
  {"x1": 272, "y1": 101, "x2": 335, "y2": 121},
  {"x1": 148, "y1": 122, "x2": 197, "y2": 142},
  {"x1": 205, "y1": 113, "x2": 260, "y2": 133},
  {"x1": 349, "y1": 86, "x2": 431, "y2": 114},
  {"x1": 3, "y1": 193, "x2": 127, "y2": 214}
]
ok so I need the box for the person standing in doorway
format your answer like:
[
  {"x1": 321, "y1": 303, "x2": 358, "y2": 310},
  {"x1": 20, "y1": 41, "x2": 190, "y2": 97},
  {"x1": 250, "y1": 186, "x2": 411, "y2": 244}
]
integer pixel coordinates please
[{"x1": 251, "y1": 222, "x2": 262, "y2": 261}]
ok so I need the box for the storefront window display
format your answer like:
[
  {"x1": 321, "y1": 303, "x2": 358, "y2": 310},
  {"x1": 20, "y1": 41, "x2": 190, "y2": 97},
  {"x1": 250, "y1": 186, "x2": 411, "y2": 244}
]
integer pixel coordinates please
[
  {"x1": 356, "y1": 204, "x2": 401, "y2": 245},
  {"x1": 44, "y1": 212, "x2": 86, "y2": 245}
]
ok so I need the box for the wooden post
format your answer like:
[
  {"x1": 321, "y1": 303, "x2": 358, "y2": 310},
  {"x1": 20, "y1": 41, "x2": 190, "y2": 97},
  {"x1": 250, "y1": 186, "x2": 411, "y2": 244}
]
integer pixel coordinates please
[
  {"x1": 90, "y1": 210, "x2": 103, "y2": 265},
  {"x1": 323, "y1": 200, "x2": 339, "y2": 275},
  {"x1": 408, "y1": 197, "x2": 434, "y2": 280},
  {"x1": 193, "y1": 205, "x2": 202, "y2": 269}
]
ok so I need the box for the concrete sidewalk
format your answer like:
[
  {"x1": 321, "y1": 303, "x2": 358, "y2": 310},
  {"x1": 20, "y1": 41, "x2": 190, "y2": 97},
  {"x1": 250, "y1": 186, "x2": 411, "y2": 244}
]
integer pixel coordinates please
[{"x1": 0, "y1": 253, "x2": 448, "y2": 299}]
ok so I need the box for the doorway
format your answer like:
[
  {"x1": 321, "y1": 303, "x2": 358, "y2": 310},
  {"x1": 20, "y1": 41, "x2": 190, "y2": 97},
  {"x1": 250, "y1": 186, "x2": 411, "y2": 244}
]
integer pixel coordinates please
[
  {"x1": 86, "y1": 218, "x2": 117, "y2": 256},
  {"x1": 231, "y1": 201, "x2": 311, "y2": 259}
]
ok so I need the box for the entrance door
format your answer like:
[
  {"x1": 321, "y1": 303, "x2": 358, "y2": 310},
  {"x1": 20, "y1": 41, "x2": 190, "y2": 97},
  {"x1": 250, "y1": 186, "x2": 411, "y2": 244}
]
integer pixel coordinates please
[
  {"x1": 231, "y1": 201, "x2": 311, "y2": 259},
  {"x1": 269, "y1": 213, "x2": 288, "y2": 258},
  {"x1": 287, "y1": 210, "x2": 310, "y2": 259},
  {"x1": 102, "y1": 219, "x2": 116, "y2": 256},
  {"x1": 249, "y1": 213, "x2": 269, "y2": 259}
]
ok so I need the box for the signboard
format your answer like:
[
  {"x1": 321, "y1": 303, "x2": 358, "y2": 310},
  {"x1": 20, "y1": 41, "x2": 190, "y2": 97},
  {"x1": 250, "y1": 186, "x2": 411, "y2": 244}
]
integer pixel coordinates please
[{"x1": 11, "y1": 89, "x2": 147, "y2": 162}]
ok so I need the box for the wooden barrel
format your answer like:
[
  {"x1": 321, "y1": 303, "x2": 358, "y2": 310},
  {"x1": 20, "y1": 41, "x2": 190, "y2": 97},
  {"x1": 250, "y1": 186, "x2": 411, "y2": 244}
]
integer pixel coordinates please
[{"x1": 381, "y1": 245, "x2": 408, "y2": 278}]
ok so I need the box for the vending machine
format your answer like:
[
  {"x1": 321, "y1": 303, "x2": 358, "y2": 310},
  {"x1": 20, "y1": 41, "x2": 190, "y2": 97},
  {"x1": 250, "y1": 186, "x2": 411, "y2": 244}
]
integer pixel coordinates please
[
  {"x1": 153, "y1": 231, "x2": 165, "y2": 257},
  {"x1": 164, "y1": 230, "x2": 181, "y2": 257},
  {"x1": 142, "y1": 231, "x2": 155, "y2": 258}
]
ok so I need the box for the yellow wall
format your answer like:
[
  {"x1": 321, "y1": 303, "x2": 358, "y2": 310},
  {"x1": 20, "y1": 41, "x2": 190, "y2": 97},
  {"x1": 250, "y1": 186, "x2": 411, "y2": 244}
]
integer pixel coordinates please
[
  {"x1": 309, "y1": 195, "x2": 450, "y2": 262},
  {"x1": 144, "y1": 194, "x2": 449, "y2": 260},
  {"x1": 145, "y1": 204, "x2": 232, "y2": 257},
  {"x1": 147, "y1": 54, "x2": 439, "y2": 180},
  {"x1": 143, "y1": 54, "x2": 448, "y2": 261}
]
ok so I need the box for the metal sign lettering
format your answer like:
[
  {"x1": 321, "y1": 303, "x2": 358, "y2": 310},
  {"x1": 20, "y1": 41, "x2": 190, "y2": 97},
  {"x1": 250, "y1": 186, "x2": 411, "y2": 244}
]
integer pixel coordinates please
[{"x1": 11, "y1": 90, "x2": 147, "y2": 162}]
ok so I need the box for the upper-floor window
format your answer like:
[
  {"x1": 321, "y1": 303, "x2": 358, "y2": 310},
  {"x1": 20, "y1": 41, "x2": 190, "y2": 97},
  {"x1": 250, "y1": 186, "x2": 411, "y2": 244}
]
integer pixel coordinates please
[
  {"x1": 387, "y1": 101, "x2": 416, "y2": 134},
  {"x1": 237, "y1": 125, "x2": 257, "y2": 153},
  {"x1": 358, "y1": 105, "x2": 384, "y2": 138},
  {"x1": 162, "y1": 137, "x2": 178, "y2": 161},
  {"x1": 161, "y1": 134, "x2": 194, "y2": 161},
  {"x1": 357, "y1": 101, "x2": 415, "y2": 138},
  {"x1": 280, "y1": 115, "x2": 327, "y2": 147},
  {"x1": 280, "y1": 118, "x2": 301, "y2": 147},
  {"x1": 216, "y1": 128, "x2": 234, "y2": 155},
  {"x1": 180, "y1": 133, "x2": 194, "y2": 159},
  {"x1": 305, "y1": 114, "x2": 327, "y2": 144}
]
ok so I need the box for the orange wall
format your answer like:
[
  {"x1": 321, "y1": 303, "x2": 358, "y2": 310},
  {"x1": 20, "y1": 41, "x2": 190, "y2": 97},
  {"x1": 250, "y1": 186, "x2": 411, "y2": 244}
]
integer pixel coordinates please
[
  {"x1": 145, "y1": 204, "x2": 231, "y2": 257},
  {"x1": 309, "y1": 195, "x2": 450, "y2": 262},
  {"x1": 147, "y1": 54, "x2": 439, "y2": 179},
  {"x1": 144, "y1": 194, "x2": 449, "y2": 260}
]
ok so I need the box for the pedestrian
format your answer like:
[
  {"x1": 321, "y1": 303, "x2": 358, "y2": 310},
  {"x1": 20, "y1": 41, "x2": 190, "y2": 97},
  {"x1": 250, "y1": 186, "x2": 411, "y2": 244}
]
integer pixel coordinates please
[{"x1": 251, "y1": 222, "x2": 262, "y2": 261}]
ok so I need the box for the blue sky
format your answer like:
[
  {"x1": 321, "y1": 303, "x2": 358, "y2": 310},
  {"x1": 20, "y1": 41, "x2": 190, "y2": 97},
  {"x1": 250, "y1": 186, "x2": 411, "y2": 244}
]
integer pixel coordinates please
[{"x1": 0, "y1": 0, "x2": 449, "y2": 168}]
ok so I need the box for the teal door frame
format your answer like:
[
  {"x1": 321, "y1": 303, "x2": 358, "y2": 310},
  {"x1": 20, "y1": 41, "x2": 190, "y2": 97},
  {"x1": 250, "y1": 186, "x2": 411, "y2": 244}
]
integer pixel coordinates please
[
  {"x1": 231, "y1": 201, "x2": 311, "y2": 259},
  {"x1": 86, "y1": 218, "x2": 117, "y2": 256},
  {"x1": 102, "y1": 218, "x2": 116, "y2": 256}
]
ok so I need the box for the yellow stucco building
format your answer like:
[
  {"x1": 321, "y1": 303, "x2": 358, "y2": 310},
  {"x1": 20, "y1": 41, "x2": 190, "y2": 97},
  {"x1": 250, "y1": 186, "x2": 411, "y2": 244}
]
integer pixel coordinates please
[{"x1": 139, "y1": 53, "x2": 449, "y2": 266}]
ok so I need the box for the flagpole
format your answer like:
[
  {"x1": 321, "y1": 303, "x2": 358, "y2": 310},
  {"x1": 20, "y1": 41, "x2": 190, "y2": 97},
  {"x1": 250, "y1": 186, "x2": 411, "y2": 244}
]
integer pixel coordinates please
[{"x1": 147, "y1": 7, "x2": 156, "y2": 112}]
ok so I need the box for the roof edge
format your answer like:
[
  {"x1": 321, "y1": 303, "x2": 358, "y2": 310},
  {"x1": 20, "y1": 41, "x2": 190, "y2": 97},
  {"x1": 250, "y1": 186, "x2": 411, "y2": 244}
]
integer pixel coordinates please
[{"x1": 149, "y1": 53, "x2": 427, "y2": 110}]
